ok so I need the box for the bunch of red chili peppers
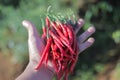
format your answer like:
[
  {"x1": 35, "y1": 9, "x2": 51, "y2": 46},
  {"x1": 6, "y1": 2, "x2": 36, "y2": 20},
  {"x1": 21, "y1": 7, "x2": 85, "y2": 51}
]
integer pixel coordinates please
[{"x1": 35, "y1": 16, "x2": 79, "y2": 80}]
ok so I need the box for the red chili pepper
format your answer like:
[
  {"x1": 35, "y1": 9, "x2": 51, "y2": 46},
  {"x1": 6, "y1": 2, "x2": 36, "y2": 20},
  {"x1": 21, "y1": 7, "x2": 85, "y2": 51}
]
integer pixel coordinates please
[
  {"x1": 41, "y1": 26, "x2": 47, "y2": 43},
  {"x1": 35, "y1": 37, "x2": 52, "y2": 70},
  {"x1": 44, "y1": 52, "x2": 49, "y2": 65},
  {"x1": 59, "y1": 36, "x2": 75, "y2": 54},
  {"x1": 49, "y1": 30, "x2": 64, "y2": 47},
  {"x1": 53, "y1": 44, "x2": 58, "y2": 51},
  {"x1": 46, "y1": 16, "x2": 50, "y2": 27},
  {"x1": 64, "y1": 68, "x2": 69, "y2": 80},
  {"x1": 65, "y1": 24, "x2": 74, "y2": 44},
  {"x1": 59, "y1": 23, "x2": 68, "y2": 37},
  {"x1": 58, "y1": 60, "x2": 62, "y2": 72},
  {"x1": 69, "y1": 55, "x2": 78, "y2": 73},
  {"x1": 41, "y1": 19, "x2": 47, "y2": 39},
  {"x1": 53, "y1": 39, "x2": 64, "y2": 58},
  {"x1": 51, "y1": 22, "x2": 70, "y2": 45},
  {"x1": 64, "y1": 54, "x2": 75, "y2": 61},
  {"x1": 52, "y1": 59, "x2": 59, "y2": 73},
  {"x1": 51, "y1": 43, "x2": 60, "y2": 59}
]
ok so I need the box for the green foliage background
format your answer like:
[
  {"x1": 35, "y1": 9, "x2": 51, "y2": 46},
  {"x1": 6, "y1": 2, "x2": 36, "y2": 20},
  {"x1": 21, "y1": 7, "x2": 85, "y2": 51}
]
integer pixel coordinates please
[{"x1": 0, "y1": 0, "x2": 120, "y2": 80}]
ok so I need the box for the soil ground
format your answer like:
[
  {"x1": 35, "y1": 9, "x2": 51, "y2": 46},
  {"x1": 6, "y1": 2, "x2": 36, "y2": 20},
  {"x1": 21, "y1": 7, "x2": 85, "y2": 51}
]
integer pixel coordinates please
[{"x1": 0, "y1": 53, "x2": 23, "y2": 80}]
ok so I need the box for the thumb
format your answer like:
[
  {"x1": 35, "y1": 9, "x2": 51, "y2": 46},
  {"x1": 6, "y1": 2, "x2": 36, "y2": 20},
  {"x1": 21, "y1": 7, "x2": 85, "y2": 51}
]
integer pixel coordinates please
[
  {"x1": 22, "y1": 20, "x2": 42, "y2": 61},
  {"x1": 22, "y1": 20, "x2": 39, "y2": 38}
]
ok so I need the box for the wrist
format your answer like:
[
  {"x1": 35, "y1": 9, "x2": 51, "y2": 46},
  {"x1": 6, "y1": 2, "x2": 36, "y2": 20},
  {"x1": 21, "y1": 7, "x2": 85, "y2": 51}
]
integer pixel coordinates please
[{"x1": 16, "y1": 62, "x2": 54, "y2": 80}]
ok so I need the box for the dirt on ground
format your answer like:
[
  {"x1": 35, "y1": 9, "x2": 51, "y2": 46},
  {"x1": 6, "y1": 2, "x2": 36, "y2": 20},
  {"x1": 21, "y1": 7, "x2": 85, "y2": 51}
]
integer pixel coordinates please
[{"x1": 0, "y1": 52, "x2": 23, "y2": 80}]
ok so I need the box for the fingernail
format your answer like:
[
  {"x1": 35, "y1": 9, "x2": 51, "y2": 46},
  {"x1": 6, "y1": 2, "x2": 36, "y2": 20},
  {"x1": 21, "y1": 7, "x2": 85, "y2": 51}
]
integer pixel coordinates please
[
  {"x1": 88, "y1": 38, "x2": 95, "y2": 43},
  {"x1": 88, "y1": 26, "x2": 96, "y2": 33},
  {"x1": 22, "y1": 20, "x2": 30, "y2": 27},
  {"x1": 78, "y1": 19, "x2": 84, "y2": 25}
]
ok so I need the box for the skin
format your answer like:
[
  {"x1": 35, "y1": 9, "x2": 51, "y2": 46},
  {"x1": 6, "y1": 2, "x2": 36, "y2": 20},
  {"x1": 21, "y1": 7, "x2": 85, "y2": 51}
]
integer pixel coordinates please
[{"x1": 16, "y1": 19, "x2": 95, "y2": 80}]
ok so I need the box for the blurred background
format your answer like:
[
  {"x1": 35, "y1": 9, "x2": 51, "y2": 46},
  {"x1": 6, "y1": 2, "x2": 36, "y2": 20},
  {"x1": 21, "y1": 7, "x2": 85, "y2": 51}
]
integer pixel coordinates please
[{"x1": 0, "y1": 0, "x2": 120, "y2": 80}]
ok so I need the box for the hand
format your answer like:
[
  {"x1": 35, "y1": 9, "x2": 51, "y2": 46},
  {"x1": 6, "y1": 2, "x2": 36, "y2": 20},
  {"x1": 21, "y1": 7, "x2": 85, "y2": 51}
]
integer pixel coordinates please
[{"x1": 16, "y1": 19, "x2": 95, "y2": 80}]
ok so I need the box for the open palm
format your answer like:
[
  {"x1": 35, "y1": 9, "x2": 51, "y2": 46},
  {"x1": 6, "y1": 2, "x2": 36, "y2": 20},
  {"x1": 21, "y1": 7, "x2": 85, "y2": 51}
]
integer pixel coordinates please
[{"x1": 22, "y1": 19, "x2": 95, "y2": 73}]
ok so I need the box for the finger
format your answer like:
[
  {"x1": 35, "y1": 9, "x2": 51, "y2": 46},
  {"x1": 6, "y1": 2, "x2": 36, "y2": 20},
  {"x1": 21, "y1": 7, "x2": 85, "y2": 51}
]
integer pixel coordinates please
[
  {"x1": 78, "y1": 26, "x2": 95, "y2": 43},
  {"x1": 22, "y1": 20, "x2": 44, "y2": 60},
  {"x1": 79, "y1": 37, "x2": 95, "y2": 53},
  {"x1": 75, "y1": 19, "x2": 84, "y2": 34}
]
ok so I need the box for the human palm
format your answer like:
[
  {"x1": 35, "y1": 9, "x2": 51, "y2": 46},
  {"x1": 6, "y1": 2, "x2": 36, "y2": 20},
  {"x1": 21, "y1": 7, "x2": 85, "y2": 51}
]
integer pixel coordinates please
[{"x1": 22, "y1": 19, "x2": 95, "y2": 73}]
